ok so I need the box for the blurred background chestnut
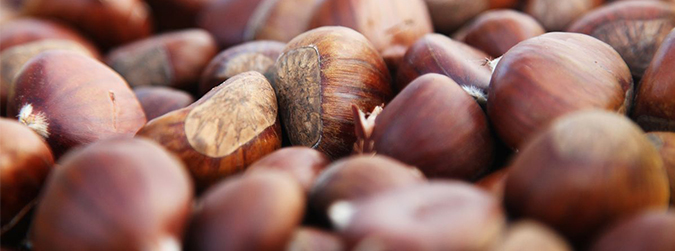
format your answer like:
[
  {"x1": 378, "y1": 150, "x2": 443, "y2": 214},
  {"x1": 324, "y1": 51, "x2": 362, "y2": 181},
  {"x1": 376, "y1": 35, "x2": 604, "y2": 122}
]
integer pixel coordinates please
[
  {"x1": 133, "y1": 86, "x2": 194, "y2": 121},
  {"x1": 493, "y1": 221, "x2": 573, "y2": 251},
  {"x1": 424, "y1": 0, "x2": 488, "y2": 35},
  {"x1": 646, "y1": 132, "x2": 675, "y2": 206},
  {"x1": 524, "y1": 0, "x2": 603, "y2": 31},
  {"x1": 0, "y1": 18, "x2": 98, "y2": 53},
  {"x1": 589, "y1": 210, "x2": 675, "y2": 251}
]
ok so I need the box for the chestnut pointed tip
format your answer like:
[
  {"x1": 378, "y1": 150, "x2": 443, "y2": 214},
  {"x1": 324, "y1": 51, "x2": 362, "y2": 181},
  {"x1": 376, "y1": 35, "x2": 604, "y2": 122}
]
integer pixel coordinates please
[
  {"x1": 461, "y1": 85, "x2": 488, "y2": 106},
  {"x1": 17, "y1": 103, "x2": 49, "y2": 138},
  {"x1": 328, "y1": 200, "x2": 356, "y2": 230}
]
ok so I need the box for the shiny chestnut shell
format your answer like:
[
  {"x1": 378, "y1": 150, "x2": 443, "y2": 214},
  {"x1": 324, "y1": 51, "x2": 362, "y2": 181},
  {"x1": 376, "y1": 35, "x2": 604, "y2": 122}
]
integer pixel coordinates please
[{"x1": 461, "y1": 10, "x2": 546, "y2": 58}]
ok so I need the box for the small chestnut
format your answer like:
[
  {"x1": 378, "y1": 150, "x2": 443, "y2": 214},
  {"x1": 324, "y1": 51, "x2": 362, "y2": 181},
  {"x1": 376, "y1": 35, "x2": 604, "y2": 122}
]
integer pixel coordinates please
[
  {"x1": 461, "y1": 10, "x2": 546, "y2": 58},
  {"x1": 273, "y1": 26, "x2": 392, "y2": 159},
  {"x1": 646, "y1": 132, "x2": 675, "y2": 206},
  {"x1": 245, "y1": 146, "x2": 330, "y2": 193},
  {"x1": 7, "y1": 50, "x2": 146, "y2": 157},
  {"x1": 133, "y1": 86, "x2": 194, "y2": 121},
  {"x1": 30, "y1": 138, "x2": 194, "y2": 251},
  {"x1": 524, "y1": 0, "x2": 603, "y2": 31},
  {"x1": 424, "y1": 0, "x2": 488, "y2": 35},
  {"x1": 137, "y1": 71, "x2": 282, "y2": 191},
  {"x1": 284, "y1": 227, "x2": 345, "y2": 251},
  {"x1": 504, "y1": 110, "x2": 670, "y2": 245},
  {"x1": 494, "y1": 221, "x2": 573, "y2": 251},
  {"x1": 0, "y1": 18, "x2": 98, "y2": 54},
  {"x1": 589, "y1": 210, "x2": 675, "y2": 251}
]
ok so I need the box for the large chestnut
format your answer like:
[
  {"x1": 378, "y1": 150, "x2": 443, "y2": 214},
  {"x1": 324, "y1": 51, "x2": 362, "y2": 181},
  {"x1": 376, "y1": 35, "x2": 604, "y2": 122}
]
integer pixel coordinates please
[
  {"x1": 199, "y1": 40, "x2": 285, "y2": 95},
  {"x1": 133, "y1": 86, "x2": 194, "y2": 121},
  {"x1": 488, "y1": 32, "x2": 633, "y2": 149},
  {"x1": 461, "y1": 10, "x2": 546, "y2": 58},
  {"x1": 0, "y1": 18, "x2": 98, "y2": 53},
  {"x1": 631, "y1": 28, "x2": 675, "y2": 131},
  {"x1": 309, "y1": 0, "x2": 432, "y2": 69},
  {"x1": 273, "y1": 26, "x2": 391, "y2": 159},
  {"x1": 494, "y1": 221, "x2": 572, "y2": 251},
  {"x1": 30, "y1": 138, "x2": 194, "y2": 251},
  {"x1": 246, "y1": 146, "x2": 330, "y2": 193},
  {"x1": 7, "y1": 50, "x2": 146, "y2": 157},
  {"x1": 646, "y1": 132, "x2": 675, "y2": 206},
  {"x1": 590, "y1": 210, "x2": 675, "y2": 251},
  {"x1": 137, "y1": 71, "x2": 282, "y2": 191},
  {"x1": 568, "y1": 1, "x2": 675, "y2": 79},
  {"x1": 356, "y1": 74, "x2": 495, "y2": 180},
  {"x1": 504, "y1": 110, "x2": 670, "y2": 245},
  {"x1": 524, "y1": 0, "x2": 602, "y2": 31},
  {"x1": 106, "y1": 29, "x2": 218, "y2": 93},
  {"x1": 424, "y1": 0, "x2": 488, "y2": 35},
  {"x1": 186, "y1": 171, "x2": 305, "y2": 251}
]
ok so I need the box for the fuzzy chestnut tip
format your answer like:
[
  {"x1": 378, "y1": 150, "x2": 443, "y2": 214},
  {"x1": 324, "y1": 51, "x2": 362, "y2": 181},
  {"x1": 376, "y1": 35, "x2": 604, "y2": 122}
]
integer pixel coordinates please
[{"x1": 17, "y1": 103, "x2": 49, "y2": 138}]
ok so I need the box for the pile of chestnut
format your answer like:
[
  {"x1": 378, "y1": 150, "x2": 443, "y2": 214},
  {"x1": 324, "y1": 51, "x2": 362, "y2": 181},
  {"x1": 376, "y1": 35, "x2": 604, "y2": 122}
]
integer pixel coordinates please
[{"x1": 2, "y1": 0, "x2": 675, "y2": 250}]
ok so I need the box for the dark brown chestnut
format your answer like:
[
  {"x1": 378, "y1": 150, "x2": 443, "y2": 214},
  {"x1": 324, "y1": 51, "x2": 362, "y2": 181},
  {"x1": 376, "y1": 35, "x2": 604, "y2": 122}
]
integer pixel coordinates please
[
  {"x1": 246, "y1": 146, "x2": 330, "y2": 193},
  {"x1": 424, "y1": 0, "x2": 488, "y2": 35},
  {"x1": 7, "y1": 50, "x2": 146, "y2": 157},
  {"x1": 488, "y1": 32, "x2": 633, "y2": 149},
  {"x1": 30, "y1": 138, "x2": 194, "y2": 251},
  {"x1": 395, "y1": 34, "x2": 492, "y2": 96},
  {"x1": 133, "y1": 86, "x2": 194, "y2": 121},
  {"x1": 475, "y1": 167, "x2": 509, "y2": 199},
  {"x1": 504, "y1": 110, "x2": 670, "y2": 245},
  {"x1": 646, "y1": 132, "x2": 675, "y2": 206},
  {"x1": 285, "y1": 228, "x2": 345, "y2": 251},
  {"x1": 355, "y1": 73, "x2": 495, "y2": 180},
  {"x1": 494, "y1": 221, "x2": 573, "y2": 251},
  {"x1": 22, "y1": 0, "x2": 153, "y2": 48},
  {"x1": 199, "y1": 40, "x2": 285, "y2": 95},
  {"x1": 524, "y1": 0, "x2": 602, "y2": 31},
  {"x1": 145, "y1": 0, "x2": 215, "y2": 31},
  {"x1": 590, "y1": 210, "x2": 675, "y2": 251},
  {"x1": 489, "y1": 0, "x2": 519, "y2": 9},
  {"x1": 309, "y1": 0, "x2": 433, "y2": 69},
  {"x1": 137, "y1": 71, "x2": 282, "y2": 191},
  {"x1": 186, "y1": 171, "x2": 305, "y2": 251},
  {"x1": 0, "y1": 18, "x2": 98, "y2": 53},
  {"x1": 631, "y1": 28, "x2": 675, "y2": 131},
  {"x1": 568, "y1": 1, "x2": 675, "y2": 79},
  {"x1": 106, "y1": 29, "x2": 218, "y2": 93},
  {"x1": 273, "y1": 26, "x2": 392, "y2": 159},
  {"x1": 461, "y1": 10, "x2": 546, "y2": 58}
]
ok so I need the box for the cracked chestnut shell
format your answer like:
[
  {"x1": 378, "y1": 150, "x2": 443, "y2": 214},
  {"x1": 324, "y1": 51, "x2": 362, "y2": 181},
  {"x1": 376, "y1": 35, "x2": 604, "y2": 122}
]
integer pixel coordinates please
[
  {"x1": 590, "y1": 210, "x2": 675, "y2": 251},
  {"x1": 273, "y1": 26, "x2": 391, "y2": 159},
  {"x1": 30, "y1": 138, "x2": 193, "y2": 251},
  {"x1": 461, "y1": 10, "x2": 545, "y2": 58},
  {"x1": 646, "y1": 132, "x2": 675, "y2": 206},
  {"x1": 7, "y1": 50, "x2": 146, "y2": 158},
  {"x1": 137, "y1": 71, "x2": 282, "y2": 191},
  {"x1": 133, "y1": 86, "x2": 194, "y2": 121}
]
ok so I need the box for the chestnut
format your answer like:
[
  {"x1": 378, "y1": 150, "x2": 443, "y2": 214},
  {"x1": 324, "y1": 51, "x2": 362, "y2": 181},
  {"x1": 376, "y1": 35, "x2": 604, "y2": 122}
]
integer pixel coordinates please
[
  {"x1": 395, "y1": 34, "x2": 492, "y2": 96},
  {"x1": 504, "y1": 110, "x2": 670, "y2": 245},
  {"x1": 145, "y1": 0, "x2": 215, "y2": 31},
  {"x1": 475, "y1": 167, "x2": 509, "y2": 199},
  {"x1": 309, "y1": 0, "x2": 433, "y2": 69},
  {"x1": 273, "y1": 26, "x2": 392, "y2": 159},
  {"x1": 489, "y1": 0, "x2": 519, "y2": 9},
  {"x1": 424, "y1": 0, "x2": 488, "y2": 35},
  {"x1": 331, "y1": 181, "x2": 505, "y2": 250},
  {"x1": 494, "y1": 221, "x2": 573, "y2": 251},
  {"x1": 30, "y1": 138, "x2": 193, "y2": 251},
  {"x1": 186, "y1": 171, "x2": 305, "y2": 251},
  {"x1": 0, "y1": 0, "x2": 22, "y2": 24},
  {"x1": 355, "y1": 74, "x2": 495, "y2": 180},
  {"x1": 488, "y1": 32, "x2": 633, "y2": 149},
  {"x1": 589, "y1": 210, "x2": 675, "y2": 251},
  {"x1": 133, "y1": 86, "x2": 194, "y2": 121},
  {"x1": 197, "y1": 0, "x2": 266, "y2": 48},
  {"x1": 106, "y1": 29, "x2": 218, "y2": 93},
  {"x1": 309, "y1": 155, "x2": 426, "y2": 215},
  {"x1": 22, "y1": 0, "x2": 153, "y2": 48},
  {"x1": 245, "y1": 146, "x2": 330, "y2": 193},
  {"x1": 0, "y1": 118, "x2": 53, "y2": 235},
  {"x1": 285, "y1": 228, "x2": 345, "y2": 251},
  {"x1": 199, "y1": 40, "x2": 285, "y2": 95},
  {"x1": 631, "y1": 28, "x2": 675, "y2": 131},
  {"x1": 646, "y1": 132, "x2": 675, "y2": 206},
  {"x1": 524, "y1": 0, "x2": 602, "y2": 31},
  {"x1": 137, "y1": 71, "x2": 282, "y2": 191},
  {"x1": 248, "y1": 0, "x2": 325, "y2": 43},
  {"x1": 461, "y1": 10, "x2": 546, "y2": 58},
  {"x1": 568, "y1": 1, "x2": 675, "y2": 79},
  {"x1": 0, "y1": 18, "x2": 98, "y2": 53},
  {"x1": 7, "y1": 50, "x2": 146, "y2": 157}
]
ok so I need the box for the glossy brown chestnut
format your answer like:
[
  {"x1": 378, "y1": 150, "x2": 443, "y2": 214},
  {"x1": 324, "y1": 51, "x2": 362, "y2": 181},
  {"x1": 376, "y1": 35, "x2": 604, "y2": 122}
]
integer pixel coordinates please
[
  {"x1": 145, "y1": 0, "x2": 215, "y2": 31},
  {"x1": 309, "y1": 155, "x2": 426, "y2": 215},
  {"x1": 187, "y1": 171, "x2": 305, "y2": 251},
  {"x1": 0, "y1": 118, "x2": 53, "y2": 233},
  {"x1": 504, "y1": 110, "x2": 670, "y2": 245},
  {"x1": 331, "y1": 181, "x2": 505, "y2": 250},
  {"x1": 494, "y1": 221, "x2": 573, "y2": 251},
  {"x1": 246, "y1": 146, "x2": 330, "y2": 193},
  {"x1": 106, "y1": 29, "x2": 218, "y2": 93},
  {"x1": 646, "y1": 132, "x2": 675, "y2": 206},
  {"x1": 631, "y1": 28, "x2": 675, "y2": 131},
  {"x1": 0, "y1": 18, "x2": 98, "y2": 53},
  {"x1": 133, "y1": 86, "x2": 194, "y2": 121},
  {"x1": 199, "y1": 40, "x2": 285, "y2": 95},
  {"x1": 590, "y1": 210, "x2": 675, "y2": 251},
  {"x1": 7, "y1": 50, "x2": 146, "y2": 157},
  {"x1": 22, "y1": 0, "x2": 152, "y2": 48},
  {"x1": 568, "y1": 1, "x2": 675, "y2": 79},
  {"x1": 137, "y1": 71, "x2": 282, "y2": 191},
  {"x1": 488, "y1": 32, "x2": 633, "y2": 149},
  {"x1": 356, "y1": 74, "x2": 495, "y2": 180},
  {"x1": 273, "y1": 26, "x2": 391, "y2": 159},
  {"x1": 524, "y1": 0, "x2": 602, "y2": 31},
  {"x1": 424, "y1": 0, "x2": 488, "y2": 35},
  {"x1": 285, "y1": 228, "x2": 345, "y2": 251},
  {"x1": 309, "y1": 0, "x2": 432, "y2": 69},
  {"x1": 461, "y1": 10, "x2": 546, "y2": 58},
  {"x1": 396, "y1": 34, "x2": 492, "y2": 95},
  {"x1": 30, "y1": 138, "x2": 193, "y2": 251}
]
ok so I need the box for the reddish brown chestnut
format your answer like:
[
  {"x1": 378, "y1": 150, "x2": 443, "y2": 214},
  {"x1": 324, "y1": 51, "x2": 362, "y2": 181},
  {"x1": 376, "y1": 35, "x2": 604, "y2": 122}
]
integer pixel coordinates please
[
  {"x1": 631, "y1": 28, "x2": 675, "y2": 131},
  {"x1": 489, "y1": 0, "x2": 519, "y2": 9},
  {"x1": 590, "y1": 210, "x2": 675, "y2": 251},
  {"x1": 504, "y1": 110, "x2": 670, "y2": 245},
  {"x1": 356, "y1": 74, "x2": 495, "y2": 180},
  {"x1": 488, "y1": 32, "x2": 633, "y2": 149},
  {"x1": 133, "y1": 86, "x2": 194, "y2": 121},
  {"x1": 424, "y1": 0, "x2": 488, "y2": 35},
  {"x1": 461, "y1": 10, "x2": 546, "y2": 58},
  {"x1": 246, "y1": 146, "x2": 330, "y2": 193},
  {"x1": 7, "y1": 50, "x2": 146, "y2": 157},
  {"x1": 475, "y1": 167, "x2": 509, "y2": 199},
  {"x1": 273, "y1": 26, "x2": 391, "y2": 159},
  {"x1": 524, "y1": 0, "x2": 602, "y2": 31},
  {"x1": 30, "y1": 138, "x2": 193, "y2": 251},
  {"x1": 199, "y1": 40, "x2": 285, "y2": 95},
  {"x1": 309, "y1": 0, "x2": 433, "y2": 69},
  {"x1": 137, "y1": 71, "x2": 282, "y2": 191},
  {"x1": 187, "y1": 171, "x2": 305, "y2": 251},
  {"x1": 494, "y1": 221, "x2": 573, "y2": 251},
  {"x1": 197, "y1": 0, "x2": 266, "y2": 48},
  {"x1": 568, "y1": 1, "x2": 675, "y2": 78},
  {"x1": 248, "y1": 0, "x2": 325, "y2": 42},
  {"x1": 22, "y1": 0, "x2": 153, "y2": 48},
  {"x1": 0, "y1": 18, "x2": 98, "y2": 53},
  {"x1": 285, "y1": 228, "x2": 345, "y2": 251},
  {"x1": 646, "y1": 132, "x2": 675, "y2": 206},
  {"x1": 106, "y1": 29, "x2": 218, "y2": 93}
]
